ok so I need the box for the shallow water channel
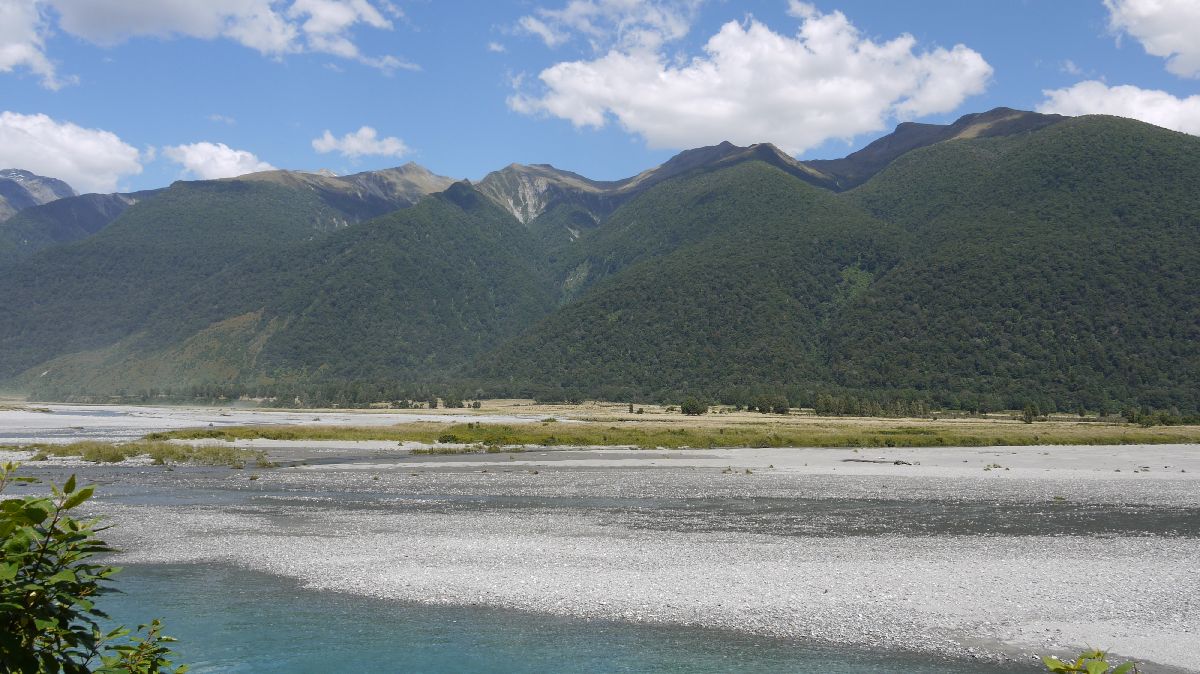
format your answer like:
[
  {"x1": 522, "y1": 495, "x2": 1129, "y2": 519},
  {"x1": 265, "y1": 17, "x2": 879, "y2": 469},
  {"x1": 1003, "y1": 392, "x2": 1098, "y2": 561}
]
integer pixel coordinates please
[{"x1": 104, "y1": 563, "x2": 1039, "y2": 673}]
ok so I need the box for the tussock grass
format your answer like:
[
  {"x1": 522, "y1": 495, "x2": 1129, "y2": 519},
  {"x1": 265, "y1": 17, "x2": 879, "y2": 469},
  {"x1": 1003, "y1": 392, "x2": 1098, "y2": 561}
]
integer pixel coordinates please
[
  {"x1": 146, "y1": 420, "x2": 1200, "y2": 450},
  {"x1": 410, "y1": 444, "x2": 528, "y2": 456},
  {"x1": 19, "y1": 440, "x2": 271, "y2": 468}
]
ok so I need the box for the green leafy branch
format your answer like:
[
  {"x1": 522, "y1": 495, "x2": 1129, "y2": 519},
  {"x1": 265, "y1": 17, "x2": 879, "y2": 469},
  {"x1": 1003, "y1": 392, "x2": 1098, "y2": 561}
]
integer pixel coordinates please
[{"x1": 0, "y1": 461, "x2": 187, "y2": 673}]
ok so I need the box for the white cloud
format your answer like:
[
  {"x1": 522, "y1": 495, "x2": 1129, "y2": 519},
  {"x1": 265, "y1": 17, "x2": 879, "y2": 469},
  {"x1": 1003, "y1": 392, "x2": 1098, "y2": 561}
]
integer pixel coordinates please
[
  {"x1": 1038, "y1": 80, "x2": 1200, "y2": 135},
  {"x1": 312, "y1": 126, "x2": 409, "y2": 158},
  {"x1": 0, "y1": 0, "x2": 410, "y2": 83},
  {"x1": 518, "y1": 0, "x2": 700, "y2": 51},
  {"x1": 1061, "y1": 59, "x2": 1083, "y2": 76},
  {"x1": 0, "y1": 0, "x2": 71, "y2": 89},
  {"x1": 0, "y1": 111, "x2": 142, "y2": 192},
  {"x1": 510, "y1": 6, "x2": 992, "y2": 154},
  {"x1": 207, "y1": 113, "x2": 237, "y2": 125},
  {"x1": 163, "y1": 141, "x2": 275, "y2": 179},
  {"x1": 519, "y1": 16, "x2": 568, "y2": 48},
  {"x1": 1105, "y1": 0, "x2": 1200, "y2": 78},
  {"x1": 487, "y1": 41, "x2": 507, "y2": 53}
]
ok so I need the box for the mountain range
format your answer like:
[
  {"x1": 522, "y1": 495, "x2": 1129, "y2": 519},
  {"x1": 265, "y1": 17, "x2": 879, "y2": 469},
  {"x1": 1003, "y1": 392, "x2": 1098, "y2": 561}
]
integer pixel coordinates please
[{"x1": 1, "y1": 107, "x2": 1196, "y2": 413}]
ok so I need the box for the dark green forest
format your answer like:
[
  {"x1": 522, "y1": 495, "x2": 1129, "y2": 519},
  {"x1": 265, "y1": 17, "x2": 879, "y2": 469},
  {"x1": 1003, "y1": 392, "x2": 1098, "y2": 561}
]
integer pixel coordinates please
[{"x1": 2, "y1": 112, "x2": 1198, "y2": 414}]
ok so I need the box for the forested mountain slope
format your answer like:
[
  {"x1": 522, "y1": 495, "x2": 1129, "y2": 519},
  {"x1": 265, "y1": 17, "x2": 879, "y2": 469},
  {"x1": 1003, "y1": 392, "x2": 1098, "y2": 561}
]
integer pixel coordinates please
[
  {"x1": 0, "y1": 191, "x2": 159, "y2": 264},
  {"x1": 0, "y1": 179, "x2": 353, "y2": 381},
  {"x1": 827, "y1": 115, "x2": 1200, "y2": 411},
  {"x1": 475, "y1": 161, "x2": 908, "y2": 402},
  {"x1": 1, "y1": 111, "x2": 1196, "y2": 413},
  {"x1": 14, "y1": 183, "x2": 556, "y2": 396},
  {"x1": 476, "y1": 115, "x2": 1200, "y2": 411}
]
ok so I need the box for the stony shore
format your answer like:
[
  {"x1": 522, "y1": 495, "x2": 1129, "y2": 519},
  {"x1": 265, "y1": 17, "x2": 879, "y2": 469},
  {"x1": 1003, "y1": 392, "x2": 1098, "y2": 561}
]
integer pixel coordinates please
[{"x1": 8, "y1": 442, "x2": 1187, "y2": 672}]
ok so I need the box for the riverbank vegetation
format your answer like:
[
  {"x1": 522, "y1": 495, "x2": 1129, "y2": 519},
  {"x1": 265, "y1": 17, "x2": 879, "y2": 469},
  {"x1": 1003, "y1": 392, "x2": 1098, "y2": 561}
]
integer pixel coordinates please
[
  {"x1": 146, "y1": 417, "x2": 1200, "y2": 450},
  {"x1": 12, "y1": 440, "x2": 271, "y2": 468}
]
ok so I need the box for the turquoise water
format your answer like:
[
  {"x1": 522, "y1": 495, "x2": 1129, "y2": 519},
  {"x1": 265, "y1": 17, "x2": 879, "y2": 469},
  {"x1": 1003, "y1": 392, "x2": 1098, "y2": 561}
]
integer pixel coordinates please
[{"x1": 101, "y1": 564, "x2": 1038, "y2": 674}]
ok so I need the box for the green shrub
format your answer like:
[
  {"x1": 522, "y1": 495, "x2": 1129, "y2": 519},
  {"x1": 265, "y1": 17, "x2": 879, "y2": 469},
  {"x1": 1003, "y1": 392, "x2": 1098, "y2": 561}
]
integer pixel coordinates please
[
  {"x1": 0, "y1": 462, "x2": 187, "y2": 673},
  {"x1": 1042, "y1": 649, "x2": 1137, "y2": 673}
]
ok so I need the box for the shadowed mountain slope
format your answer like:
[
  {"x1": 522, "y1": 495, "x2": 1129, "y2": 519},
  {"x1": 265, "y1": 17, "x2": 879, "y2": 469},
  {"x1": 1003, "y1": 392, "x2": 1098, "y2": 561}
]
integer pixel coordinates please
[
  {"x1": 474, "y1": 115, "x2": 1199, "y2": 411},
  {"x1": 13, "y1": 183, "x2": 556, "y2": 395},
  {"x1": 806, "y1": 107, "x2": 1066, "y2": 190},
  {"x1": 474, "y1": 161, "x2": 907, "y2": 401},
  {"x1": 0, "y1": 190, "x2": 160, "y2": 264}
]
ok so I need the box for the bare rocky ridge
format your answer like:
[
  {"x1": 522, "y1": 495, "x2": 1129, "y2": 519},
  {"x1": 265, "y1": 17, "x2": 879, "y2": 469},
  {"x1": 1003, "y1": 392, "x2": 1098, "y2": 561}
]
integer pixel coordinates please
[
  {"x1": 0, "y1": 169, "x2": 77, "y2": 221},
  {"x1": 474, "y1": 107, "x2": 1067, "y2": 242},
  {"x1": 806, "y1": 107, "x2": 1066, "y2": 189},
  {"x1": 231, "y1": 162, "x2": 456, "y2": 222}
]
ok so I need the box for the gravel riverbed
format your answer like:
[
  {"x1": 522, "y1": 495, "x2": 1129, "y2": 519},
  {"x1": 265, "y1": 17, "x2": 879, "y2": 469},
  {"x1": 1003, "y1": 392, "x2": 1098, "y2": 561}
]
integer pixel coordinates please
[{"x1": 4, "y1": 440, "x2": 1198, "y2": 672}]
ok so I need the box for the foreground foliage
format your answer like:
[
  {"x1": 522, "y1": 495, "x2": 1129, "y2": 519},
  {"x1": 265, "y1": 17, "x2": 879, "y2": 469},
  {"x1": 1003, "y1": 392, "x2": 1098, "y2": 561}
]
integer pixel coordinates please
[
  {"x1": 0, "y1": 462, "x2": 186, "y2": 673},
  {"x1": 1043, "y1": 649, "x2": 1137, "y2": 673}
]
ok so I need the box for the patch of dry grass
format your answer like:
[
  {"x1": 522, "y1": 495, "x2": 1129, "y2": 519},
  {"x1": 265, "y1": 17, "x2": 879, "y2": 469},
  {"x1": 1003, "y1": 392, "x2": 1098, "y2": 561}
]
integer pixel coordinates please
[
  {"x1": 147, "y1": 417, "x2": 1200, "y2": 450},
  {"x1": 18, "y1": 440, "x2": 271, "y2": 468}
]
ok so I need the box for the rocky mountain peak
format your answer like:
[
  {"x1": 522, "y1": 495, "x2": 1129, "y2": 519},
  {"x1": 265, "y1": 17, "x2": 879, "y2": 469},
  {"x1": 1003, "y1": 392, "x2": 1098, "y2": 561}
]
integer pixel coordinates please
[{"x1": 0, "y1": 169, "x2": 77, "y2": 221}]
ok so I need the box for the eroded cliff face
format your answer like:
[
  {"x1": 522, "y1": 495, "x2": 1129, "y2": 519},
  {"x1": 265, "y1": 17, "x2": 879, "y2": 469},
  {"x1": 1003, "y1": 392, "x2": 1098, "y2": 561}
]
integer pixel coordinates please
[{"x1": 476, "y1": 164, "x2": 608, "y2": 224}]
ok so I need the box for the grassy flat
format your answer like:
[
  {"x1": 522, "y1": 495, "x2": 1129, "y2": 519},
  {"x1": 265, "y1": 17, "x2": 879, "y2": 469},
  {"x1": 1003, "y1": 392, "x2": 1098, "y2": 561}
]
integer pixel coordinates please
[
  {"x1": 11, "y1": 440, "x2": 271, "y2": 468},
  {"x1": 147, "y1": 415, "x2": 1200, "y2": 450}
]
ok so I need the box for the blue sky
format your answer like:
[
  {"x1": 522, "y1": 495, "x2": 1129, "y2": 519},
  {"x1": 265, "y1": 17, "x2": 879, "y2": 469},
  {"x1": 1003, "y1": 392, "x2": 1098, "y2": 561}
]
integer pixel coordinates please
[{"x1": 2, "y1": 0, "x2": 1198, "y2": 193}]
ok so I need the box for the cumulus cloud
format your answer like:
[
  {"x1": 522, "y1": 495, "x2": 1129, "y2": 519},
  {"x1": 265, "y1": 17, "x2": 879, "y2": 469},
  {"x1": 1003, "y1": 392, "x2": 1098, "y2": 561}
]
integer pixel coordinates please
[
  {"x1": 510, "y1": 4, "x2": 992, "y2": 154},
  {"x1": 0, "y1": 0, "x2": 71, "y2": 89},
  {"x1": 0, "y1": 0, "x2": 410, "y2": 86},
  {"x1": 163, "y1": 141, "x2": 275, "y2": 179},
  {"x1": 1105, "y1": 0, "x2": 1200, "y2": 78},
  {"x1": 1038, "y1": 80, "x2": 1200, "y2": 135},
  {"x1": 518, "y1": 0, "x2": 701, "y2": 51},
  {"x1": 312, "y1": 126, "x2": 410, "y2": 158},
  {"x1": 0, "y1": 111, "x2": 142, "y2": 192}
]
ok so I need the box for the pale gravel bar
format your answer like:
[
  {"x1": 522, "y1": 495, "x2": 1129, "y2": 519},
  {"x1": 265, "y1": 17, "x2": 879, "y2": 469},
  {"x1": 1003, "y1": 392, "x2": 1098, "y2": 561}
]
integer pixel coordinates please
[{"x1": 25, "y1": 442, "x2": 1186, "y2": 673}]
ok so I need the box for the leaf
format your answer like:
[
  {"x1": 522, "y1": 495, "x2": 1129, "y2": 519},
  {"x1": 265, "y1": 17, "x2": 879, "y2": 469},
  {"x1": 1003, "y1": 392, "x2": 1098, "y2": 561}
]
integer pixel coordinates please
[
  {"x1": 21, "y1": 502, "x2": 51, "y2": 523},
  {"x1": 1042, "y1": 656, "x2": 1070, "y2": 672},
  {"x1": 63, "y1": 486, "x2": 94, "y2": 510},
  {"x1": 64, "y1": 474, "x2": 76, "y2": 494},
  {"x1": 1086, "y1": 661, "x2": 1109, "y2": 674},
  {"x1": 47, "y1": 569, "x2": 77, "y2": 584}
]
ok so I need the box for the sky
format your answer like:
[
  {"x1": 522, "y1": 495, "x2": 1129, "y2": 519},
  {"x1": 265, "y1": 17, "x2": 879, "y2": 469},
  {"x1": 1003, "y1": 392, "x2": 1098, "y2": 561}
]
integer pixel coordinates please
[{"x1": 1, "y1": 0, "x2": 1199, "y2": 194}]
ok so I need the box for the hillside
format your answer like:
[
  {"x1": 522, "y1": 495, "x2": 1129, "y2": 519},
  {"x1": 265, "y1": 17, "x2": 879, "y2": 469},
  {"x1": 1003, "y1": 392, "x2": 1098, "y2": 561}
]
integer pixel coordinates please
[
  {"x1": 475, "y1": 161, "x2": 907, "y2": 401},
  {"x1": 0, "y1": 166, "x2": 451, "y2": 385},
  {"x1": 477, "y1": 141, "x2": 831, "y2": 248},
  {"x1": 0, "y1": 190, "x2": 159, "y2": 264},
  {"x1": 477, "y1": 115, "x2": 1200, "y2": 412},
  {"x1": 1, "y1": 110, "x2": 1197, "y2": 413},
  {"x1": 15, "y1": 183, "x2": 556, "y2": 396},
  {"x1": 805, "y1": 107, "x2": 1065, "y2": 190},
  {"x1": 0, "y1": 179, "x2": 352, "y2": 383},
  {"x1": 828, "y1": 115, "x2": 1200, "y2": 411}
]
